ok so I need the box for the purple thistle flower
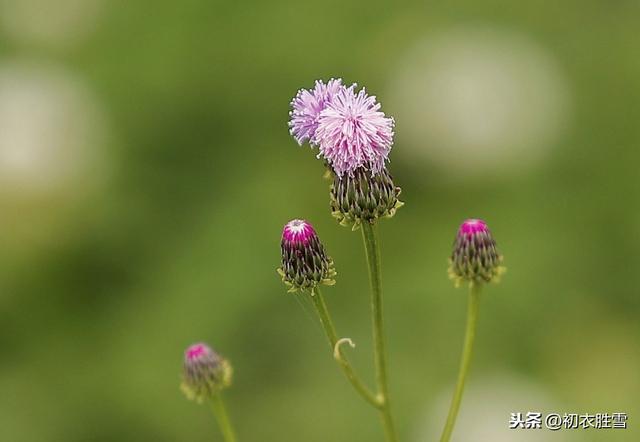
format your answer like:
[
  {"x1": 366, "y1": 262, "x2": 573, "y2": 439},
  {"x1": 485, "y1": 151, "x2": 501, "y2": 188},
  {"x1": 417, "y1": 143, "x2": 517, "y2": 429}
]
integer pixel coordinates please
[
  {"x1": 181, "y1": 343, "x2": 232, "y2": 402},
  {"x1": 315, "y1": 84, "x2": 395, "y2": 178},
  {"x1": 278, "y1": 219, "x2": 336, "y2": 293},
  {"x1": 289, "y1": 78, "x2": 344, "y2": 145},
  {"x1": 449, "y1": 219, "x2": 505, "y2": 287}
]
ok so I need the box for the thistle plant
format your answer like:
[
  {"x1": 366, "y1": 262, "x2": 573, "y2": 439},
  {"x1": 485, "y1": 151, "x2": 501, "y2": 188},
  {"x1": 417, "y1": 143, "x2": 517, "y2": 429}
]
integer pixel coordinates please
[
  {"x1": 287, "y1": 79, "x2": 402, "y2": 442},
  {"x1": 278, "y1": 218, "x2": 380, "y2": 406},
  {"x1": 181, "y1": 343, "x2": 236, "y2": 442},
  {"x1": 179, "y1": 78, "x2": 509, "y2": 442},
  {"x1": 439, "y1": 219, "x2": 505, "y2": 442}
]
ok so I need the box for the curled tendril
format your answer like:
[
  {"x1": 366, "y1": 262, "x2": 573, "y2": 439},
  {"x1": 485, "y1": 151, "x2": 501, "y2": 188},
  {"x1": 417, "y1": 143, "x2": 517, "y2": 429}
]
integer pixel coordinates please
[{"x1": 333, "y1": 337, "x2": 356, "y2": 361}]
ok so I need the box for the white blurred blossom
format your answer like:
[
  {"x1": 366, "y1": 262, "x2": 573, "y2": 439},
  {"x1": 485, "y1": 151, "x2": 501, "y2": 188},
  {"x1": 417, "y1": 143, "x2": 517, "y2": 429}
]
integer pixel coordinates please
[
  {"x1": 390, "y1": 27, "x2": 570, "y2": 178},
  {"x1": 417, "y1": 374, "x2": 577, "y2": 442},
  {"x1": 0, "y1": 0, "x2": 104, "y2": 48},
  {"x1": 0, "y1": 61, "x2": 106, "y2": 195}
]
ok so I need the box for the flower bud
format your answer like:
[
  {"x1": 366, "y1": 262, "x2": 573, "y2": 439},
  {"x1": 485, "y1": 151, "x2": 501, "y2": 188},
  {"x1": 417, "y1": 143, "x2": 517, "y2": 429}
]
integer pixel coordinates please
[
  {"x1": 448, "y1": 219, "x2": 505, "y2": 287},
  {"x1": 330, "y1": 167, "x2": 403, "y2": 229},
  {"x1": 277, "y1": 219, "x2": 336, "y2": 293},
  {"x1": 181, "y1": 343, "x2": 233, "y2": 402}
]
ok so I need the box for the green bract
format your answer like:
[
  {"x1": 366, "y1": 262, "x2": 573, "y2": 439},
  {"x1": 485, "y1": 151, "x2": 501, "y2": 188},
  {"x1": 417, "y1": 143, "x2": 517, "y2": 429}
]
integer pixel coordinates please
[{"x1": 330, "y1": 167, "x2": 403, "y2": 229}]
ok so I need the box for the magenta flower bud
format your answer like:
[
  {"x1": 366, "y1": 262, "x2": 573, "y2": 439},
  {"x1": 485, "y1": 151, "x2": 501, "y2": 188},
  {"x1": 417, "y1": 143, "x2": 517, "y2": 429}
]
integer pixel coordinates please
[
  {"x1": 181, "y1": 343, "x2": 233, "y2": 403},
  {"x1": 448, "y1": 219, "x2": 505, "y2": 287},
  {"x1": 277, "y1": 219, "x2": 336, "y2": 293}
]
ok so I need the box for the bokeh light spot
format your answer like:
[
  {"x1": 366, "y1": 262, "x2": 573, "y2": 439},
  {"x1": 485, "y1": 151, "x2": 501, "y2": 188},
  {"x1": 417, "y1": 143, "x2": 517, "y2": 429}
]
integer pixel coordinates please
[
  {"x1": 390, "y1": 27, "x2": 570, "y2": 178},
  {"x1": 0, "y1": 0, "x2": 104, "y2": 48}
]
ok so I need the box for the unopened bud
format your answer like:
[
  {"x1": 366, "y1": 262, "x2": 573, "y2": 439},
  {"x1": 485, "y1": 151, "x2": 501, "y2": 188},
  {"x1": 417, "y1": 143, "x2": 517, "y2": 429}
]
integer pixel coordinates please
[
  {"x1": 277, "y1": 219, "x2": 336, "y2": 292},
  {"x1": 448, "y1": 219, "x2": 505, "y2": 287},
  {"x1": 181, "y1": 343, "x2": 232, "y2": 402}
]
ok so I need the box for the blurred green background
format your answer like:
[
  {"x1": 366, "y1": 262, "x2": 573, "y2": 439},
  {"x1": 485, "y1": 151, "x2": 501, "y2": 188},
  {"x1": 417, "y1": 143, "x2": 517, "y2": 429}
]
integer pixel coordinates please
[{"x1": 0, "y1": 0, "x2": 638, "y2": 441}]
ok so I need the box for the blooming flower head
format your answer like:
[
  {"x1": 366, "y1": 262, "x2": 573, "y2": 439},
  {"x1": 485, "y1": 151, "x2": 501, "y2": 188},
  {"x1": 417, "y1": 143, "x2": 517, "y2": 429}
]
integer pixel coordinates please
[
  {"x1": 277, "y1": 219, "x2": 336, "y2": 293},
  {"x1": 181, "y1": 343, "x2": 233, "y2": 402},
  {"x1": 289, "y1": 78, "x2": 343, "y2": 145},
  {"x1": 448, "y1": 219, "x2": 505, "y2": 287},
  {"x1": 315, "y1": 84, "x2": 395, "y2": 177}
]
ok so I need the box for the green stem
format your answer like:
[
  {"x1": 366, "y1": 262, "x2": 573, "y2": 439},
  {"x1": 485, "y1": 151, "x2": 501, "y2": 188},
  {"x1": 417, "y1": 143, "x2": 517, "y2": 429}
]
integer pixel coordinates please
[
  {"x1": 439, "y1": 284, "x2": 482, "y2": 442},
  {"x1": 210, "y1": 393, "x2": 237, "y2": 442},
  {"x1": 361, "y1": 221, "x2": 399, "y2": 442},
  {"x1": 311, "y1": 287, "x2": 380, "y2": 407}
]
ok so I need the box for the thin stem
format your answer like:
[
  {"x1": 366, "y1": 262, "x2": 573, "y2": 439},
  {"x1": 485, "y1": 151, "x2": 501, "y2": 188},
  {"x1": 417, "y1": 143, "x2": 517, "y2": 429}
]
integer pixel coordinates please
[
  {"x1": 361, "y1": 221, "x2": 399, "y2": 442},
  {"x1": 311, "y1": 287, "x2": 380, "y2": 407},
  {"x1": 439, "y1": 284, "x2": 482, "y2": 442},
  {"x1": 210, "y1": 393, "x2": 237, "y2": 442}
]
